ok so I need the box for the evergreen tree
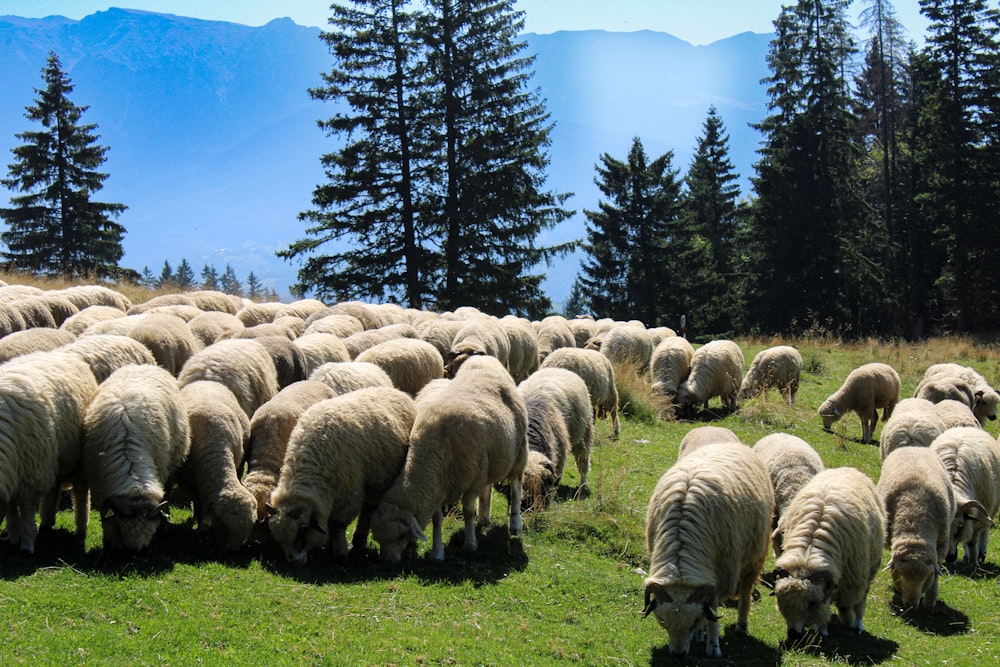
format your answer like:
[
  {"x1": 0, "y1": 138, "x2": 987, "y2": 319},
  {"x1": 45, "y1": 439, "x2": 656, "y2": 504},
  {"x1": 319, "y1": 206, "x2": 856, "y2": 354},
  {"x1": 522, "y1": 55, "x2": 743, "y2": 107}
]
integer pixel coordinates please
[
  {"x1": 140, "y1": 265, "x2": 157, "y2": 289},
  {"x1": 421, "y1": 0, "x2": 574, "y2": 317},
  {"x1": 219, "y1": 264, "x2": 242, "y2": 297},
  {"x1": 246, "y1": 271, "x2": 263, "y2": 300},
  {"x1": 562, "y1": 278, "x2": 588, "y2": 318},
  {"x1": 200, "y1": 264, "x2": 219, "y2": 290},
  {"x1": 747, "y1": 1, "x2": 889, "y2": 335},
  {"x1": 173, "y1": 258, "x2": 195, "y2": 290},
  {"x1": 679, "y1": 107, "x2": 741, "y2": 336},
  {"x1": 579, "y1": 137, "x2": 680, "y2": 325},
  {"x1": 0, "y1": 51, "x2": 127, "y2": 278},
  {"x1": 157, "y1": 260, "x2": 174, "y2": 289}
]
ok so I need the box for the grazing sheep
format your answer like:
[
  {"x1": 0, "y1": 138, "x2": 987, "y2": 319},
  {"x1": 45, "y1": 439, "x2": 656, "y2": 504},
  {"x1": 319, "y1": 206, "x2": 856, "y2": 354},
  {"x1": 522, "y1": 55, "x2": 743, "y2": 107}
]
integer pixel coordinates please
[
  {"x1": 677, "y1": 426, "x2": 742, "y2": 460},
  {"x1": 567, "y1": 317, "x2": 598, "y2": 348},
  {"x1": 751, "y1": 433, "x2": 825, "y2": 552},
  {"x1": 187, "y1": 311, "x2": 246, "y2": 348},
  {"x1": 878, "y1": 398, "x2": 947, "y2": 460},
  {"x1": 674, "y1": 340, "x2": 745, "y2": 418},
  {"x1": 267, "y1": 387, "x2": 417, "y2": 564},
  {"x1": 55, "y1": 284, "x2": 132, "y2": 312},
  {"x1": 517, "y1": 367, "x2": 594, "y2": 490},
  {"x1": 126, "y1": 313, "x2": 200, "y2": 376},
  {"x1": 416, "y1": 319, "x2": 465, "y2": 363},
  {"x1": 292, "y1": 332, "x2": 351, "y2": 377},
  {"x1": 819, "y1": 362, "x2": 900, "y2": 443},
  {"x1": 7, "y1": 297, "x2": 57, "y2": 329},
  {"x1": 518, "y1": 395, "x2": 571, "y2": 511},
  {"x1": 370, "y1": 355, "x2": 528, "y2": 562},
  {"x1": 83, "y1": 364, "x2": 190, "y2": 553},
  {"x1": 324, "y1": 301, "x2": 383, "y2": 330},
  {"x1": 0, "y1": 327, "x2": 75, "y2": 364},
  {"x1": 929, "y1": 427, "x2": 1000, "y2": 566},
  {"x1": 738, "y1": 345, "x2": 802, "y2": 406},
  {"x1": 343, "y1": 323, "x2": 420, "y2": 360},
  {"x1": 276, "y1": 298, "x2": 328, "y2": 321},
  {"x1": 35, "y1": 293, "x2": 79, "y2": 326},
  {"x1": 539, "y1": 347, "x2": 620, "y2": 440},
  {"x1": 934, "y1": 399, "x2": 982, "y2": 429},
  {"x1": 127, "y1": 293, "x2": 197, "y2": 314},
  {"x1": 62, "y1": 334, "x2": 158, "y2": 384},
  {"x1": 244, "y1": 380, "x2": 337, "y2": 523},
  {"x1": 252, "y1": 336, "x2": 308, "y2": 389},
  {"x1": 649, "y1": 336, "x2": 695, "y2": 419},
  {"x1": 771, "y1": 467, "x2": 885, "y2": 638},
  {"x1": 303, "y1": 313, "x2": 365, "y2": 338},
  {"x1": 355, "y1": 337, "x2": 445, "y2": 396},
  {"x1": 308, "y1": 361, "x2": 395, "y2": 395},
  {"x1": 236, "y1": 302, "x2": 285, "y2": 327},
  {"x1": 81, "y1": 313, "x2": 146, "y2": 337},
  {"x1": 500, "y1": 315, "x2": 540, "y2": 382},
  {"x1": 186, "y1": 290, "x2": 241, "y2": 315},
  {"x1": 59, "y1": 305, "x2": 126, "y2": 336},
  {"x1": 236, "y1": 321, "x2": 298, "y2": 341},
  {"x1": 178, "y1": 339, "x2": 280, "y2": 420},
  {"x1": 177, "y1": 381, "x2": 255, "y2": 551},
  {"x1": 0, "y1": 350, "x2": 98, "y2": 553},
  {"x1": 0, "y1": 302, "x2": 27, "y2": 338},
  {"x1": 646, "y1": 326, "x2": 678, "y2": 349},
  {"x1": 587, "y1": 324, "x2": 654, "y2": 372},
  {"x1": 536, "y1": 317, "x2": 576, "y2": 362},
  {"x1": 915, "y1": 363, "x2": 1000, "y2": 425},
  {"x1": 915, "y1": 376, "x2": 976, "y2": 410},
  {"x1": 877, "y1": 447, "x2": 956, "y2": 608},
  {"x1": 643, "y1": 442, "x2": 774, "y2": 658},
  {"x1": 444, "y1": 320, "x2": 511, "y2": 377}
]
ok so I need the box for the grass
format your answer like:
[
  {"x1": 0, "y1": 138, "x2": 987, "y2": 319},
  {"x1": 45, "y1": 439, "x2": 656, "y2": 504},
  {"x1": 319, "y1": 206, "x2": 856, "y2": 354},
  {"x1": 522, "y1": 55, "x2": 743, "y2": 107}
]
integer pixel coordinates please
[{"x1": 2, "y1": 273, "x2": 1000, "y2": 664}]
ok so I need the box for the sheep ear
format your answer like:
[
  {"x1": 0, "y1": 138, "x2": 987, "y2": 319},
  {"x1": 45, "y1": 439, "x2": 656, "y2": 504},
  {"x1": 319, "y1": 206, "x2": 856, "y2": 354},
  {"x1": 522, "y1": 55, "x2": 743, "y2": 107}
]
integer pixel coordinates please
[
  {"x1": 883, "y1": 559, "x2": 894, "y2": 572},
  {"x1": 643, "y1": 581, "x2": 668, "y2": 618},
  {"x1": 409, "y1": 516, "x2": 427, "y2": 542}
]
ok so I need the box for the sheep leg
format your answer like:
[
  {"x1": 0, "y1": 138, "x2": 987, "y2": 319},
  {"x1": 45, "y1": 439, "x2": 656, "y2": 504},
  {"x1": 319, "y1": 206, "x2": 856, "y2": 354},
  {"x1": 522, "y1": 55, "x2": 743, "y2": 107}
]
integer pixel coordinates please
[
  {"x1": 350, "y1": 506, "x2": 373, "y2": 553},
  {"x1": 331, "y1": 526, "x2": 350, "y2": 562},
  {"x1": 610, "y1": 407, "x2": 620, "y2": 440},
  {"x1": 476, "y1": 485, "x2": 492, "y2": 529},
  {"x1": 508, "y1": 476, "x2": 523, "y2": 536},
  {"x1": 574, "y1": 451, "x2": 590, "y2": 489},
  {"x1": 462, "y1": 494, "x2": 479, "y2": 553},
  {"x1": 924, "y1": 573, "x2": 940, "y2": 608},
  {"x1": 72, "y1": 480, "x2": 90, "y2": 538},
  {"x1": 705, "y1": 609, "x2": 722, "y2": 658},
  {"x1": 5, "y1": 503, "x2": 22, "y2": 548},
  {"x1": 431, "y1": 509, "x2": 446, "y2": 561},
  {"x1": 977, "y1": 529, "x2": 990, "y2": 564},
  {"x1": 14, "y1": 491, "x2": 40, "y2": 554},
  {"x1": 39, "y1": 486, "x2": 59, "y2": 530}
]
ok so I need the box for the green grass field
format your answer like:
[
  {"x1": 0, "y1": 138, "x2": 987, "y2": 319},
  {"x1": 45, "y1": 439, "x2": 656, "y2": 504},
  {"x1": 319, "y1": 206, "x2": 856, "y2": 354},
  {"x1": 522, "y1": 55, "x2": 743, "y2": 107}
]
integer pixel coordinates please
[{"x1": 2, "y1": 336, "x2": 1000, "y2": 666}]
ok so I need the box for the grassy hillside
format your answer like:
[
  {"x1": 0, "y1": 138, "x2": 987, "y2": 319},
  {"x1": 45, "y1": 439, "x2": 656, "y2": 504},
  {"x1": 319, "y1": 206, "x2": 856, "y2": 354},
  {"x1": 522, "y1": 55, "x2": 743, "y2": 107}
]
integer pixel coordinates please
[{"x1": 0, "y1": 274, "x2": 998, "y2": 665}]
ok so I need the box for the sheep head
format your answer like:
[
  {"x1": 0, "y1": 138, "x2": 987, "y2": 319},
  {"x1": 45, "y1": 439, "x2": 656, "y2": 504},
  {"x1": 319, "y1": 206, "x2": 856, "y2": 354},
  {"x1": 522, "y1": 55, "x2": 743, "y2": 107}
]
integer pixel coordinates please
[
  {"x1": 206, "y1": 488, "x2": 258, "y2": 552},
  {"x1": 100, "y1": 496, "x2": 168, "y2": 553},
  {"x1": 772, "y1": 568, "x2": 835, "y2": 639},
  {"x1": 444, "y1": 344, "x2": 487, "y2": 378},
  {"x1": 521, "y1": 451, "x2": 558, "y2": 512},
  {"x1": 818, "y1": 399, "x2": 841, "y2": 431},
  {"x1": 886, "y1": 547, "x2": 939, "y2": 608},
  {"x1": 266, "y1": 497, "x2": 327, "y2": 565},
  {"x1": 370, "y1": 501, "x2": 426, "y2": 563},
  {"x1": 642, "y1": 580, "x2": 718, "y2": 657}
]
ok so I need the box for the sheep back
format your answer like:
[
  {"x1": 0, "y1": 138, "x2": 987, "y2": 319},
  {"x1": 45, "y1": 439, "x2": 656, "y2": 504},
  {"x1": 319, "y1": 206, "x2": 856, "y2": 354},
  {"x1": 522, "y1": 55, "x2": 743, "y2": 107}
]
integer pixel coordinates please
[
  {"x1": 818, "y1": 362, "x2": 900, "y2": 443},
  {"x1": 355, "y1": 337, "x2": 445, "y2": 396},
  {"x1": 178, "y1": 339, "x2": 280, "y2": 419},
  {"x1": 878, "y1": 398, "x2": 947, "y2": 460},
  {"x1": 674, "y1": 340, "x2": 744, "y2": 416},
  {"x1": 738, "y1": 345, "x2": 802, "y2": 406},
  {"x1": 539, "y1": 347, "x2": 619, "y2": 440}
]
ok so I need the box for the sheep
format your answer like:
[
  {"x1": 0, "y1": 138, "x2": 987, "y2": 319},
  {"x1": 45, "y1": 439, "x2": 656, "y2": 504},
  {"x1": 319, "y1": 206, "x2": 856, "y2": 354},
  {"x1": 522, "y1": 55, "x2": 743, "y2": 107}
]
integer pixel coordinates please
[
  {"x1": 343, "y1": 323, "x2": 420, "y2": 360},
  {"x1": 567, "y1": 317, "x2": 598, "y2": 348},
  {"x1": 267, "y1": 386, "x2": 417, "y2": 564},
  {"x1": 915, "y1": 376, "x2": 976, "y2": 410},
  {"x1": 674, "y1": 340, "x2": 745, "y2": 418},
  {"x1": 177, "y1": 339, "x2": 280, "y2": 420},
  {"x1": 819, "y1": 362, "x2": 901, "y2": 443},
  {"x1": 646, "y1": 326, "x2": 678, "y2": 349},
  {"x1": 81, "y1": 313, "x2": 147, "y2": 337},
  {"x1": 536, "y1": 317, "x2": 576, "y2": 362},
  {"x1": 55, "y1": 284, "x2": 132, "y2": 312},
  {"x1": 354, "y1": 337, "x2": 445, "y2": 397},
  {"x1": 677, "y1": 426, "x2": 742, "y2": 460},
  {"x1": 7, "y1": 297, "x2": 58, "y2": 330},
  {"x1": 517, "y1": 367, "x2": 594, "y2": 490},
  {"x1": 0, "y1": 302, "x2": 27, "y2": 338},
  {"x1": 877, "y1": 446, "x2": 956, "y2": 608},
  {"x1": 539, "y1": 346, "x2": 619, "y2": 439},
  {"x1": 878, "y1": 397, "x2": 947, "y2": 460},
  {"x1": 500, "y1": 315, "x2": 540, "y2": 382},
  {"x1": 236, "y1": 321, "x2": 298, "y2": 341},
  {"x1": 127, "y1": 293, "x2": 197, "y2": 314},
  {"x1": 751, "y1": 433, "x2": 825, "y2": 553},
  {"x1": 59, "y1": 305, "x2": 127, "y2": 336},
  {"x1": 0, "y1": 350, "x2": 98, "y2": 554},
  {"x1": 83, "y1": 364, "x2": 190, "y2": 553},
  {"x1": 370, "y1": 354, "x2": 528, "y2": 563},
  {"x1": 738, "y1": 345, "x2": 802, "y2": 406},
  {"x1": 292, "y1": 332, "x2": 351, "y2": 377},
  {"x1": 517, "y1": 395, "x2": 571, "y2": 511},
  {"x1": 643, "y1": 442, "x2": 774, "y2": 658},
  {"x1": 308, "y1": 360, "x2": 395, "y2": 395},
  {"x1": 186, "y1": 289, "x2": 241, "y2": 314},
  {"x1": 649, "y1": 336, "x2": 694, "y2": 419},
  {"x1": 62, "y1": 334, "x2": 158, "y2": 384},
  {"x1": 187, "y1": 311, "x2": 245, "y2": 348},
  {"x1": 587, "y1": 324, "x2": 653, "y2": 372},
  {"x1": 303, "y1": 313, "x2": 365, "y2": 338},
  {"x1": 915, "y1": 363, "x2": 1000, "y2": 425},
  {"x1": 0, "y1": 327, "x2": 75, "y2": 364},
  {"x1": 934, "y1": 399, "x2": 982, "y2": 429},
  {"x1": 252, "y1": 335, "x2": 308, "y2": 389},
  {"x1": 444, "y1": 320, "x2": 510, "y2": 377},
  {"x1": 235, "y1": 301, "x2": 285, "y2": 327},
  {"x1": 416, "y1": 318, "x2": 466, "y2": 363},
  {"x1": 275, "y1": 298, "x2": 328, "y2": 321},
  {"x1": 771, "y1": 467, "x2": 886, "y2": 638},
  {"x1": 324, "y1": 301, "x2": 383, "y2": 330},
  {"x1": 929, "y1": 427, "x2": 1000, "y2": 566},
  {"x1": 176, "y1": 380, "x2": 255, "y2": 551},
  {"x1": 35, "y1": 293, "x2": 79, "y2": 326},
  {"x1": 126, "y1": 312, "x2": 200, "y2": 376},
  {"x1": 244, "y1": 380, "x2": 338, "y2": 523}
]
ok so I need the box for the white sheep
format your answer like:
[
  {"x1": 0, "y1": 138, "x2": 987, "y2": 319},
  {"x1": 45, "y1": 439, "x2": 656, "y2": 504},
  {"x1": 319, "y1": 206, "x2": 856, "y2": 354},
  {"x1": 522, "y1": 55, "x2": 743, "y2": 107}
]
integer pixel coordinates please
[
  {"x1": 878, "y1": 397, "x2": 948, "y2": 460},
  {"x1": 268, "y1": 386, "x2": 417, "y2": 564},
  {"x1": 323, "y1": 301, "x2": 383, "y2": 330},
  {"x1": 35, "y1": 293, "x2": 80, "y2": 327},
  {"x1": 62, "y1": 334, "x2": 158, "y2": 384},
  {"x1": 751, "y1": 433, "x2": 825, "y2": 548},
  {"x1": 59, "y1": 304, "x2": 127, "y2": 336},
  {"x1": 535, "y1": 316, "x2": 576, "y2": 362},
  {"x1": 649, "y1": 336, "x2": 694, "y2": 419},
  {"x1": 126, "y1": 312, "x2": 200, "y2": 376},
  {"x1": 517, "y1": 367, "x2": 594, "y2": 490},
  {"x1": 355, "y1": 337, "x2": 445, "y2": 396},
  {"x1": 291, "y1": 332, "x2": 351, "y2": 377},
  {"x1": 370, "y1": 354, "x2": 528, "y2": 562},
  {"x1": 177, "y1": 338, "x2": 280, "y2": 420},
  {"x1": 244, "y1": 380, "x2": 337, "y2": 523},
  {"x1": 819, "y1": 362, "x2": 900, "y2": 443},
  {"x1": 588, "y1": 324, "x2": 653, "y2": 372},
  {"x1": 0, "y1": 301, "x2": 27, "y2": 338},
  {"x1": 252, "y1": 335, "x2": 308, "y2": 389},
  {"x1": 771, "y1": 467, "x2": 885, "y2": 638},
  {"x1": 929, "y1": 427, "x2": 1000, "y2": 566},
  {"x1": 643, "y1": 442, "x2": 774, "y2": 658},
  {"x1": 176, "y1": 380, "x2": 255, "y2": 551},
  {"x1": 55, "y1": 284, "x2": 132, "y2": 312},
  {"x1": 914, "y1": 375, "x2": 976, "y2": 410},
  {"x1": 567, "y1": 317, "x2": 598, "y2": 348},
  {"x1": 83, "y1": 364, "x2": 190, "y2": 553},
  {"x1": 187, "y1": 310, "x2": 246, "y2": 348},
  {"x1": 539, "y1": 347, "x2": 620, "y2": 440},
  {"x1": 674, "y1": 340, "x2": 744, "y2": 418},
  {"x1": 0, "y1": 350, "x2": 98, "y2": 553},
  {"x1": 500, "y1": 315, "x2": 540, "y2": 382},
  {"x1": 444, "y1": 320, "x2": 511, "y2": 377},
  {"x1": 518, "y1": 394, "x2": 571, "y2": 511},
  {"x1": 877, "y1": 446, "x2": 955, "y2": 608},
  {"x1": 235, "y1": 301, "x2": 285, "y2": 327},
  {"x1": 0, "y1": 327, "x2": 75, "y2": 364},
  {"x1": 416, "y1": 318, "x2": 465, "y2": 363},
  {"x1": 186, "y1": 289, "x2": 241, "y2": 315},
  {"x1": 343, "y1": 323, "x2": 420, "y2": 359},
  {"x1": 677, "y1": 426, "x2": 741, "y2": 460},
  {"x1": 934, "y1": 399, "x2": 982, "y2": 429},
  {"x1": 738, "y1": 345, "x2": 802, "y2": 406},
  {"x1": 303, "y1": 313, "x2": 365, "y2": 338},
  {"x1": 915, "y1": 363, "x2": 1000, "y2": 425}
]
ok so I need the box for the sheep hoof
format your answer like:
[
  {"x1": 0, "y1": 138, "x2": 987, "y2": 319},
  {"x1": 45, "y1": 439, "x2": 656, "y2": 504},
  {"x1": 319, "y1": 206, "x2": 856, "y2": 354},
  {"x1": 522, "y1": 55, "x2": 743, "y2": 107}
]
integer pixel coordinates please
[{"x1": 705, "y1": 641, "x2": 721, "y2": 658}]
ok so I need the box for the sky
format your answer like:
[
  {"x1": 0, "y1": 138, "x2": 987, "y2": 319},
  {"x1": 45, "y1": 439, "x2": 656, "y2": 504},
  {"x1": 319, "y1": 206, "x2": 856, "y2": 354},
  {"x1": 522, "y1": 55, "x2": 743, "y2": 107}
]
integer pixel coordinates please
[{"x1": 3, "y1": 0, "x2": 930, "y2": 46}]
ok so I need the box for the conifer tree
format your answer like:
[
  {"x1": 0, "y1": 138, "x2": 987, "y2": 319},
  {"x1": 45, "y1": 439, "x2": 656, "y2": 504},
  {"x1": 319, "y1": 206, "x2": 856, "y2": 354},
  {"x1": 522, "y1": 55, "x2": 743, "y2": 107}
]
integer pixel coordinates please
[
  {"x1": 219, "y1": 264, "x2": 242, "y2": 297},
  {"x1": 1, "y1": 51, "x2": 127, "y2": 278},
  {"x1": 157, "y1": 260, "x2": 174, "y2": 289},
  {"x1": 200, "y1": 264, "x2": 219, "y2": 290},
  {"x1": 173, "y1": 259, "x2": 195, "y2": 290},
  {"x1": 245, "y1": 271, "x2": 263, "y2": 300}
]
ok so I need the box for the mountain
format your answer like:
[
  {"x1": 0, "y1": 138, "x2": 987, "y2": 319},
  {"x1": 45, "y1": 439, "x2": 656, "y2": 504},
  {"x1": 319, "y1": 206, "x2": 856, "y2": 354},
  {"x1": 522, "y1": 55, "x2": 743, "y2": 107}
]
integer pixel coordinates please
[{"x1": 0, "y1": 8, "x2": 771, "y2": 305}]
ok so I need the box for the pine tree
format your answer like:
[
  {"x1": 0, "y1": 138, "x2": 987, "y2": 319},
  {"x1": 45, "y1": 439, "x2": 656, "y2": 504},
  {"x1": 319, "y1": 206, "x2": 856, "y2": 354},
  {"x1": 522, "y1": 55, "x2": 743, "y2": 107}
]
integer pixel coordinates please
[
  {"x1": 173, "y1": 259, "x2": 195, "y2": 290},
  {"x1": 200, "y1": 264, "x2": 219, "y2": 290},
  {"x1": 562, "y1": 278, "x2": 588, "y2": 318},
  {"x1": 0, "y1": 51, "x2": 127, "y2": 279},
  {"x1": 579, "y1": 137, "x2": 680, "y2": 325},
  {"x1": 219, "y1": 264, "x2": 242, "y2": 297},
  {"x1": 246, "y1": 271, "x2": 263, "y2": 300},
  {"x1": 140, "y1": 265, "x2": 157, "y2": 289},
  {"x1": 157, "y1": 260, "x2": 174, "y2": 289}
]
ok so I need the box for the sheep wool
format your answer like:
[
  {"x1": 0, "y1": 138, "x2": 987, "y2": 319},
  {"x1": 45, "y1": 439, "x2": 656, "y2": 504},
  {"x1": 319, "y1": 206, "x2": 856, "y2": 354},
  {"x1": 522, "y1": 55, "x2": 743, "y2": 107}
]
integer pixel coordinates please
[
  {"x1": 177, "y1": 338, "x2": 280, "y2": 420},
  {"x1": 519, "y1": 394, "x2": 571, "y2": 511},
  {"x1": 649, "y1": 336, "x2": 695, "y2": 417},
  {"x1": 674, "y1": 340, "x2": 744, "y2": 418},
  {"x1": 819, "y1": 362, "x2": 900, "y2": 443},
  {"x1": 738, "y1": 345, "x2": 802, "y2": 406},
  {"x1": 878, "y1": 397, "x2": 947, "y2": 461},
  {"x1": 63, "y1": 334, "x2": 158, "y2": 384},
  {"x1": 643, "y1": 442, "x2": 774, "y2": 658},
  {"x1": 539, "y1": 347, "x2": 620, "y2": 440},
  {"x1": 751, "y1": 433, "x2": 825, "y2": 547},
  {"x1": 677, "y1": 426, "x2": 742, "y2": 460},
  {"x1": 355, "y1": 337, "x2": 445, "y2": 396}
]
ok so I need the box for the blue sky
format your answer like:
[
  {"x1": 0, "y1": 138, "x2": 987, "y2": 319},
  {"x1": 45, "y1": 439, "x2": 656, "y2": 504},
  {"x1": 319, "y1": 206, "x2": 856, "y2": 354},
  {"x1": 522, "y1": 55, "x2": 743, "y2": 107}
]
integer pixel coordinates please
[{"x1": 3, "y1": 0, "x2": 929, "y2": 45}]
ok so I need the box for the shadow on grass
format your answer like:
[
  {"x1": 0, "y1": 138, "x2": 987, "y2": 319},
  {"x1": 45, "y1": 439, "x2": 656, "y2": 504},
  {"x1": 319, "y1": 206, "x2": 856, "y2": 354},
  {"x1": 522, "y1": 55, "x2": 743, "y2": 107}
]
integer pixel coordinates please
[
  {"x1": 648, "y1": 625, "x2": 783, "y2": 665},
  {"x1": 780, "y1": 626, "x2": 898, "y2": 665},
  {"x1": 890, "y1": 594, "x2": 970, "y2": 636},
  {"x1": 943, "y1": 560, "x2": 1000, "y2": 580}
]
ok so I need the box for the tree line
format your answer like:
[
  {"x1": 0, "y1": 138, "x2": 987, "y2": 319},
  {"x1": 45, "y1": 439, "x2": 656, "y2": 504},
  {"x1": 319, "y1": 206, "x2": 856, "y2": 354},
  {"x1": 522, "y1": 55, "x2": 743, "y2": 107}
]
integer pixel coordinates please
[{"x1": 2, "y1": 1, "x2": 998, "y2": 337}]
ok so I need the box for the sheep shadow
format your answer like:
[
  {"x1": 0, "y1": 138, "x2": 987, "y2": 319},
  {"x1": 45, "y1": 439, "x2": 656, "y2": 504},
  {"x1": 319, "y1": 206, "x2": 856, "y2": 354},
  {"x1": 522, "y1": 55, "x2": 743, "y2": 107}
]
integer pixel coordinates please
[
  {"x1": 781, "y1": 627, "x2": 898, "y2": 665},
  {"x1": 0, "y1": 526, "x2": 89, "y2": 580},
  {"x1": 679, "y1": 405, "x2": 738, "y2": 423},
  {"x1": 648, "y1": 626, "x2": 782, "y2": 665},
  {"x1": 945, "y1": 560, "x2": 1000, "y2": 580},
  {"x1": 890, "y1": 596, "x2": 970, "y2": 636}
]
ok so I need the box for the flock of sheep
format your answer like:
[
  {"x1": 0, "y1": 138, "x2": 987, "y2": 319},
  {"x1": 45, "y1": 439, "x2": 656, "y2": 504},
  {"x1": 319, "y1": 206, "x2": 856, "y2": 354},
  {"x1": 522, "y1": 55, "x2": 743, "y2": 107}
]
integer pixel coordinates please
[{"x1": 0, "y1": 280, "x2": 998, "y2": 660}]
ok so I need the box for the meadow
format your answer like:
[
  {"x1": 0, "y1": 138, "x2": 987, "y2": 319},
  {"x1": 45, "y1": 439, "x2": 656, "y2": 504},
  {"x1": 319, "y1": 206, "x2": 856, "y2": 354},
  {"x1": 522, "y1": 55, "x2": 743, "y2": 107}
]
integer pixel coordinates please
[{"x1": 0, "y1": 277, "x2": 999, "y2": 666}]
